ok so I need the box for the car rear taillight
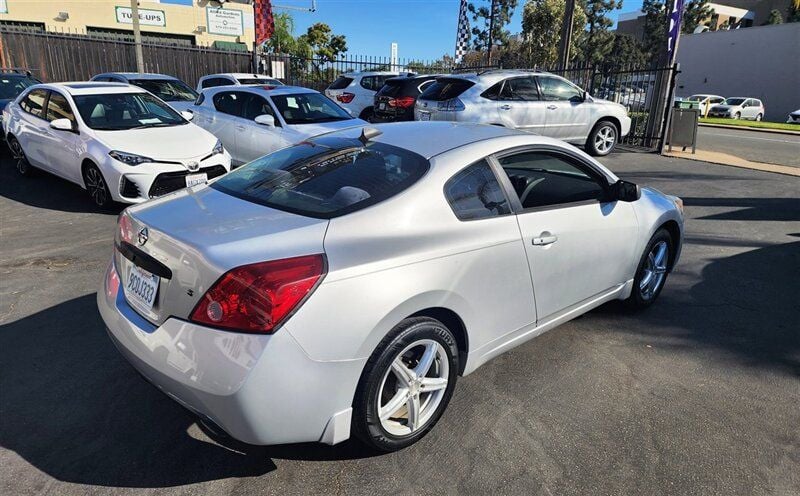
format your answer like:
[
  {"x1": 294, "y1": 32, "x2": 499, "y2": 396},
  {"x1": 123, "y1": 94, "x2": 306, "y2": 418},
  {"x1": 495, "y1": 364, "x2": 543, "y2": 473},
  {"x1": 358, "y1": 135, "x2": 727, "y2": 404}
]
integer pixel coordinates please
[
  {"x1": 117, "y1": 210, "x2": 134, "y2": 245},
  {"x1": 437, "y1": 98, "x2": 465, "y2": 112},
  {"x1": 190, "y1": 254, "x2": 326, "y2": 334},
  {"x1": 337, "y1": 92, "x2": 355, "y2": 104},
  {"x1": 389, "y1": 96, "x2": 416, "y2": 108}
]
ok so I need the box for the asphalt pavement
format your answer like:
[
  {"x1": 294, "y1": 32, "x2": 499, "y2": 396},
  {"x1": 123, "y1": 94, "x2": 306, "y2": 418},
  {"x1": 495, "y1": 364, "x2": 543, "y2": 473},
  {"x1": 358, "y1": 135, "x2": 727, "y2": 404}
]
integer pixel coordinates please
[
  {"x1": 696, "y1": 126, "x2": 800, "y2": 168},
  {"x1": 0, "y1": 151, "x2": 798, "y2": 496}
]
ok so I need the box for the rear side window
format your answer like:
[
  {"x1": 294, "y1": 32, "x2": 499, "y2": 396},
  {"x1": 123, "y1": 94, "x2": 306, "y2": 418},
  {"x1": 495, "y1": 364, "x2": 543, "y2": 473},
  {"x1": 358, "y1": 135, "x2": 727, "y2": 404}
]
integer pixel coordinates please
[
  {"x1": 19, "y1": 89, "x2": 47, "y2": 118},
  {"x1": 328, "y1": 76, "x2": 353, "y2": 90},
  {"x1": 444, "y1": 160, "x2": 511, "y2": 221},
  {"x1": 211, "y1": 136, "x2": 430, "y2": 219},
  {"x1": 420, "y1": 78, "x2": 475, "y2": 101},
  {"x1": 499, "y1": 77, "x2": 540, "y2": 101}
]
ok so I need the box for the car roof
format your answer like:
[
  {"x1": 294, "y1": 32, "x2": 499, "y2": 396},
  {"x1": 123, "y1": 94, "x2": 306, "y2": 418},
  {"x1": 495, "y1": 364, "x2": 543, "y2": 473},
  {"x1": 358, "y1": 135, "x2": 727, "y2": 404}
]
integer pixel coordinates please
[
  {"x1": 323, "y1": 122, "x2": 527, "y2": 159},
  {"x1": 95, "y1": 72, "x2": 178, "y2": 80},
  {"x1": 441, "y1": 69, "x2": 552, "y2": 86},
  {"x1": 341, "y1": 71, "x2": 400, "y2": 77},
  {"x1": 203, "y1": 85, "x2": 317, "y2": 97},
  {"x1": 39, "y1": 82, "x2": 148, "y2": 95},
  {"x1": 204, "y1": 73, "x2": 275, "y2": 79}
]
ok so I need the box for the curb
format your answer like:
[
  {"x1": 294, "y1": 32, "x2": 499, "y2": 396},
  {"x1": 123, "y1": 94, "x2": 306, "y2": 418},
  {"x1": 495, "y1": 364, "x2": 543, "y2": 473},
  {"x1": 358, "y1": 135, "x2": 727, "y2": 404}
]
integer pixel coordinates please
[{"x1": 699, "y1": 123, "x2": 800, "y2": 136}]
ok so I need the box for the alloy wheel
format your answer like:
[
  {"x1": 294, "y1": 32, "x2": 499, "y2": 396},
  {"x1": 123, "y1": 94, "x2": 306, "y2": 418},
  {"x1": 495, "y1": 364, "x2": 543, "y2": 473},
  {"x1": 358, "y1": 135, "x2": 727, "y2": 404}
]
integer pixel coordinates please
[
  {"x1": 594, "y1": 124, "x2": 617, "y2": 154},
  {"x1": 9, "y1": 139, "x2": 29, "y2": 175},
  {"x1": 639, "y1": 240, "x2": 669, "y2": 301},
  {"x1": 377, "y1": 339, "x2": 449, "y2": 437},
  {"x1": 84, "y1": 166, "x2": 109, "y2": 207}
]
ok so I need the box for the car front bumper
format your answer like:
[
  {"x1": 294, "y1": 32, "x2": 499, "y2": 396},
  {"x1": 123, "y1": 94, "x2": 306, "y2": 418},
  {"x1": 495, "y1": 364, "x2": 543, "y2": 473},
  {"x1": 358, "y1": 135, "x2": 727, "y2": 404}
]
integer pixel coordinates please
[{"x1": 97, "y1": 257, "x2": 364, "y2": 446}]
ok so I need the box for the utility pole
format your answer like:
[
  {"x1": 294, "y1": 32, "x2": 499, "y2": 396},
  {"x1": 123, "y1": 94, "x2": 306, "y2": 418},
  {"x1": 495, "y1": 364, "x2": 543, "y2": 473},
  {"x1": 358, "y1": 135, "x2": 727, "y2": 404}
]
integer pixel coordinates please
[
  {"x1": 486, "y1": 0, "x2": 496, "y2": 66},
  {"x1": 557, "y1": 0, "x2": 575, "y2": 69},
  {"x1": 130, "y1": 0, "x2": 144, "y2": 72}
]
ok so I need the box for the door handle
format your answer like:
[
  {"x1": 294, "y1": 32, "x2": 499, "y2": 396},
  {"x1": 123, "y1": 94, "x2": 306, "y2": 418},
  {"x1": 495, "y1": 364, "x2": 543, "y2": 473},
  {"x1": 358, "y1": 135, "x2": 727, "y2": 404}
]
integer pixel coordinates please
[
  {"x1": 500, "y1": 104, "x2": 512, "y2": 110},
  {"x1": 532, "y1": 233, "x2": 558, "y2": 246},
  {"x1": 546, "y1": 105, "x2": 558, "y2": 110},
  {"x1": 235, "y1": 125, "x2": 246, "y2": 131}
]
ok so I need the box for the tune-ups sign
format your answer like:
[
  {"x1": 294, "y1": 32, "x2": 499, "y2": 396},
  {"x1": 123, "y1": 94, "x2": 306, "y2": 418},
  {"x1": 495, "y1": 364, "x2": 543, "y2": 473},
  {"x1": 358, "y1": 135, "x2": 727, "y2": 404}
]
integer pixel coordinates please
[{"x1": 115, "y1": 7, "x2": 166, "y2": 27}]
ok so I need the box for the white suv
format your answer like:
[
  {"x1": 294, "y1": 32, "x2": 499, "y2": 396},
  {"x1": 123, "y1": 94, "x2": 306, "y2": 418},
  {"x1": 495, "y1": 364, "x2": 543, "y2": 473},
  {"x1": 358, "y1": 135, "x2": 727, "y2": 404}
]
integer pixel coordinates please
[
  {"x1": 415, "y1": 70, "x2": 631, "y2": 156},
  {"x1": 324, "y1": 71, "x2": 401, "y2": 120},
  {"x1": 197, "y1": 73, "x2": 283, "y2": 92},
  {"x1": 2, "y1": 82, "x2": 230, "y2": 208}
]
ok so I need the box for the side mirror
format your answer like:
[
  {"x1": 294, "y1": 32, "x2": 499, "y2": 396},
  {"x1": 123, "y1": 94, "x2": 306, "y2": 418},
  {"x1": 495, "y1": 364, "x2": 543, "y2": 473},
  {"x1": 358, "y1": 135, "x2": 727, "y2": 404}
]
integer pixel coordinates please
[
  {"x1": 181, "y1": 110, "x2": 194, "y2": 121},
  {"x1": 611, "y1": 180, "x2": 641, "y2": 202},
  {"x1": 50, "y1": 118, "x2": 75, "y2": 132},
  {"x1": 254, "y1": 114, "x2": 275, "y2": 127}
]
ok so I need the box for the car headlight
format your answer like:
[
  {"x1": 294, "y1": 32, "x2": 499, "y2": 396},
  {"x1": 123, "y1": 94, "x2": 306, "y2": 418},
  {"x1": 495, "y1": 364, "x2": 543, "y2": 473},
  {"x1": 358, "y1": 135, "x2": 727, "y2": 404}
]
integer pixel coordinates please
[
  {"x1": 211, "y1": 139, "x2": 224, "y2": 156},
  {"x1": 109, "y1": 150, "x2": 153, "y2": 166}
]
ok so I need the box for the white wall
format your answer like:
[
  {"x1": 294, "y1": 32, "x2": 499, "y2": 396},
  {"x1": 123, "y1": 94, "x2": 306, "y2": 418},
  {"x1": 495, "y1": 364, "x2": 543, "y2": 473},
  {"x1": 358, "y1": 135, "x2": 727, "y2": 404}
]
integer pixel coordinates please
[{"x1": 675, "y1": 23, "x2": 800, "y2": 122}]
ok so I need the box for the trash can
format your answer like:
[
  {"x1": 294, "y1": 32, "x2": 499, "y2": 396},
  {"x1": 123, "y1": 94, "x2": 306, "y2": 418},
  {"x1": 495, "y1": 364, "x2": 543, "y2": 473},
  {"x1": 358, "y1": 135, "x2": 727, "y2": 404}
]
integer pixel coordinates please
[{"x1": 668, "y1": 108, "x2": 701, "y2": 153}]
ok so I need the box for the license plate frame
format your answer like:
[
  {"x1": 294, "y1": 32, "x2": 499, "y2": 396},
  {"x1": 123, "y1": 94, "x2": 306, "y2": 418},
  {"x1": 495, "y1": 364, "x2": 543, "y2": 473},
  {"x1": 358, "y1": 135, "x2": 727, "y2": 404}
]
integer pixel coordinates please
[
  {"x1": 125, "y1": 264, "x2": 159, "y2": 311},
  {"x1": 185, "y1": 172, "x2": 208, "y2": 188},
  {"x1": 419, "y1": 111, "x2": 431, "y2": 121}
]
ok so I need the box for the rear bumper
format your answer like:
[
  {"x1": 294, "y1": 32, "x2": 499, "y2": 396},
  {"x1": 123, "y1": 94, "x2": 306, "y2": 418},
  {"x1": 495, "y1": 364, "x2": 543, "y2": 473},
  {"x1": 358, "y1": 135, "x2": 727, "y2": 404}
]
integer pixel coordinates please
[{"x1": 98, "y1": 258, "x2": 364, "y2": 446}]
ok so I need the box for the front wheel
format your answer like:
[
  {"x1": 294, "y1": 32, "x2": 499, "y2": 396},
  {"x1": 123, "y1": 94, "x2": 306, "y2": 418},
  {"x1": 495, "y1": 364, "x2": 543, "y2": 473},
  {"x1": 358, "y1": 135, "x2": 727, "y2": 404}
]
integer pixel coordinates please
[
  {"x1": 733, "y1": 112, "x2": 741, "y2": 120},
  {"x1": 626, "y1": 229, "x2": 672, "y2": 309},
  {"x1": 755, "y1": 113, "x2": 763, "y2": 121},
  {"x1": 352, "y1": 317, "x2": 459, "y2": 452},
  {"x1": 82, "y1": 163, "x2": 114, "y2": 209},
  {"x1": 585, "y1": 120, "x2": 618, "y2": 156},
  {"x1": 7, "y1": 136, "x2": 34, "y2": 176}
]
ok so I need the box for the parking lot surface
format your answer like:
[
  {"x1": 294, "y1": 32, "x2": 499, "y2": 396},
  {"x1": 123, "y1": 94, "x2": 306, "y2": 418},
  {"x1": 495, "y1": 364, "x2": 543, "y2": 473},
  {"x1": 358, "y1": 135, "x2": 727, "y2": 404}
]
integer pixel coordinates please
[
  {"x1": 697, "y1": 126, "x2": 800, "y2": 168},
  {"x1": 1, "y1": 151, "x2": 798, "y2": 496}
]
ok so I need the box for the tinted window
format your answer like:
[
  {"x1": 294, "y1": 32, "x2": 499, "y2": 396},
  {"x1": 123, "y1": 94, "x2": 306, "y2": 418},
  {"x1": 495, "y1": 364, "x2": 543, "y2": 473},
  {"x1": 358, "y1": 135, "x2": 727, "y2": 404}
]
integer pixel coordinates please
[
  {"x1": 270, "y1": 93, "x2": 352, "y2": 125},
  {"x1": 724, "y1": 98, "x2": 745, "y2": 106},
  {"x1": 360, "y1": 75, "x2": 392, "y2": 91},
  {"x1": 498, "y1": 152, "x2": 606, "y2": 209},
  {"x1": 377, "y1": 79, "x2": 405, "y2": 98},
  {"x1": 499, "y1": 77, "x2": 540, "y2": 101},
  {"x1": 420, "y1": 78, "x2": 475, "y2": 101},
  {"x1": 481, "y1": 82, "x2": 502, "y2": 100},
  {"x1": 237, "y1": 77, "x2": 282, "y2": 85},
  {"x1": 213, "y1": 91, "x2": 242, "y2": 116},
  {"x1": 328, "y1": 76, "x2": 354, "y2": 90},
  {"x1": 19, "y1": 89, "x2": 47, "y2": 118},
  {"x1": 45, "y1": 91, "x2": 75, "y2": 123},
  {"x1": 211, "y1": 136, "x2": 430, "y2": 218},
  {"x1": 202, "y1": 77, "x2": 233, "y2": 89},
  {"x1": 241, "y1": 93, "x2": 279, "y2": 124},
  {"x1": 130, "y1": 79, "x2": 198, "y2": 102},
  {"x1": 537, "y1": 76, "x2": 583, "y2": 102},
  {"x1": 73, "y1": 92, "x2": 186, "y2": 130},
  {"x1": 445, "y1": 160, "x2": 511, "y2": 221}
]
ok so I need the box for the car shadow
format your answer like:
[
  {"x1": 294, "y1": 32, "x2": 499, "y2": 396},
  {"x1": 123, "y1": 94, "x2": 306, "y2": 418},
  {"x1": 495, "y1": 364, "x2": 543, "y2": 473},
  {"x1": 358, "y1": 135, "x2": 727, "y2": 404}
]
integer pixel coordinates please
[
  {"x1": 682, "y1": 197, "x2": 800, "y2": 222},
  {"x1": 0, "y1": 153, "x2": 122, "y2": 215},
  {"x1": 0, "y1": 294, "x2": 379, "y2": 488}
]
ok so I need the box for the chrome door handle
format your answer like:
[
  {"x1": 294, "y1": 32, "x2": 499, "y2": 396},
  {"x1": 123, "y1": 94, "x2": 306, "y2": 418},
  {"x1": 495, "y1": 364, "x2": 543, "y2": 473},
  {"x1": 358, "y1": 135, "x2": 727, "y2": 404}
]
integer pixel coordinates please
[
  {"x1": 546, "y1": 105, "x2": 558, "y2": 110},
  {"x1": 532, "y1": 234, "x2": 558, "y2": 246},
  {"x1": 500, "y1": 104, "x2": 512, "y2": 110}
]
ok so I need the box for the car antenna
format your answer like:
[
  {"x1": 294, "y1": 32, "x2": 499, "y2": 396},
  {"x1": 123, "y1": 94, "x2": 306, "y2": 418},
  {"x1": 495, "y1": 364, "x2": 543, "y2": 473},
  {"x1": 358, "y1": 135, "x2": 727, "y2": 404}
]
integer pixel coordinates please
[{"x1": 359, "y1": 127, "x2": 382, "y2": 144}]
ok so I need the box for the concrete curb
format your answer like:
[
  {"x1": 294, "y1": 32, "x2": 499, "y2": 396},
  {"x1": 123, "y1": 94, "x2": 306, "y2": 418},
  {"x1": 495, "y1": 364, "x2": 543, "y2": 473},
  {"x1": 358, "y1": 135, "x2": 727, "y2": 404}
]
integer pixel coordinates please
[
  {"x1": 663, "y1": 149, "x2": 800, "y2": 177},
  {"x1": 699, "y1": 122, "x2": 800, "y2": 136}
]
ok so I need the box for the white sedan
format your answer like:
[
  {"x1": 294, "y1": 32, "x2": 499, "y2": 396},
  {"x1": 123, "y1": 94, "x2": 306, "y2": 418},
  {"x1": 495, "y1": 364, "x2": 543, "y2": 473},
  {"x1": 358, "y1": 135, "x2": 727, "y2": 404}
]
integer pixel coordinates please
[
  {"x1": 190, "y1": 85, "x2": 366, "y2": 166},
  {"x1": 98, "y1": 122, "x2": 684, "y2": 451},
  {"x1": 2, "y1": 82, "x2": 230, "y2": 208}
]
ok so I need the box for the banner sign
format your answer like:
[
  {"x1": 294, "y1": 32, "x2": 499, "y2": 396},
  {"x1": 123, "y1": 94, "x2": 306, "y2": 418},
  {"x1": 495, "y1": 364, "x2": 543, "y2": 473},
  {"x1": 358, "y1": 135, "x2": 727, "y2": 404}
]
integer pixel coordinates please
[
  {"x1": 115, "y1": 7, "x2": 166, "y2": 27},
  {"x1": 207, "y1": 8, "x2": 244, "y2": 37},
  {"x1": 254, "y1": 0, "x2": 275, "y2": 45},
  {"x1": 666, "y1": 0, "x2": 685, "y2": 64}
]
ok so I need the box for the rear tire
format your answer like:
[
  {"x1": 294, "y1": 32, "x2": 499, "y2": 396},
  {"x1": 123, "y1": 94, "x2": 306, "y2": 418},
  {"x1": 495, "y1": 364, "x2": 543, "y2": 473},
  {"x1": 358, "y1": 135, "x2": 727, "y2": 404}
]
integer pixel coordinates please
[
  {"x1": 585, "y1": 120, "x2": 619, "y2": 156},
  {"x1": 82, "y1": 162, "x2": 114, "y2": 210},
  {"x1": 7, "y1": 136, "x2": 34, "y2": 176},
  {"x1": 733, "y1": 112, "x2": 741, "y2": 120},
  {"x1": 626, "y1": 229, "x2": 672, "y2": 309},
  {"x1": 352, "y1": 317, "x2": 459, "y2": 452},
  {"x1": 755, "y1": 113, "x2": 763, "y2": 121}
]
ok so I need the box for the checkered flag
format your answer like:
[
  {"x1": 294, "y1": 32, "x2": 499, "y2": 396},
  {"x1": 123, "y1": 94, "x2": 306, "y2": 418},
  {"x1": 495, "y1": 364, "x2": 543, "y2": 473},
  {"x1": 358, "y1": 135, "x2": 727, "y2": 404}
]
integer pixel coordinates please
[
  {"x1": 254, "y1": 0, "x2": 275, "y2": 46},
  {"x1": 454, "y1": 0, "x2": 470, "y2": 64}
]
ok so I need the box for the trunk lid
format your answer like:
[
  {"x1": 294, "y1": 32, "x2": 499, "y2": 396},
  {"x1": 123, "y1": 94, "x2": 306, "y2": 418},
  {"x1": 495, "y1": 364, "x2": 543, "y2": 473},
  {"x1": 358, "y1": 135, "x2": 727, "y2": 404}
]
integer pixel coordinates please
[{"x1": 117, "y1": 185, "x2": 328, "y2": 325}]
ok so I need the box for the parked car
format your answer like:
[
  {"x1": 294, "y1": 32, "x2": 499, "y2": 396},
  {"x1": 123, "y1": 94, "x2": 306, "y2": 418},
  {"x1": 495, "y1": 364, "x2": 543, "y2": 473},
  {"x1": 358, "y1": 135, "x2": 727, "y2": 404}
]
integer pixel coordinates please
[
  {"x1": 324, "y1": 71, "x2": 401, "y2": 120},
  {"x1": 196, "y1": 73, "x2": 283, "y2": 92},
  {"x1": 90, "y1": 72, "x2": 198, "y2": 112},
  {"x1": 786, "y1": 108, "x2": 800, "y2": 124},
  {"x1": 0, "y1": 69, "x2": 41, "y2": 138},
  {"x1": 708, "y1": 97, "x2": 765, "y2": 120},
  {"x1": 191, "y1": 85, "x2": 366, "y2": 166},
  {"x1": 414, "y1": 70, "x2": 631, "y2": 156},
  {"x1": 372, "y1": 74, "x2": 438, "y2": 123},
  {"x1": 2, "y1": 82, "x2": 230, "y2": 208},
  {"x1": 684, "y1": 94, "x2": 725, "y2": 117},
  {"x1": 98, "y1": 121, "x2": 684, "y2": 452}
]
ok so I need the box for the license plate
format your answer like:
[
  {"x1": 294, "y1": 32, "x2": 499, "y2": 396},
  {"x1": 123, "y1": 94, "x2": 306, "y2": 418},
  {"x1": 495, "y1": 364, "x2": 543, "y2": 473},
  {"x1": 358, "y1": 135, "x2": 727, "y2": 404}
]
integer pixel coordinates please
[
  {"x1": 185, "y1": 173, "x2": 207, "y2": 188},
  {"x1": 379, "y1": 103, "x2": 386, "y2": 110},
  {"x1": 125, "y1": 264, "x2": 159, "y2": 311},
  {"x1": 419, "y1": 111, "x2": 431, "y2": 121}
]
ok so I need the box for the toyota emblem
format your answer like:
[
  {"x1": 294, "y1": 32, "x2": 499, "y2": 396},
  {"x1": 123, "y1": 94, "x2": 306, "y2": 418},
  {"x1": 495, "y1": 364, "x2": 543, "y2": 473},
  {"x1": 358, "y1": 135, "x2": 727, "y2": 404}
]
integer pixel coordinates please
[
  {"x1": 186, "y1": 161, "x2": 199, "y2": 172},
  {"x1": 137, "y1": 227, "x2": 149, "y2": 246}
]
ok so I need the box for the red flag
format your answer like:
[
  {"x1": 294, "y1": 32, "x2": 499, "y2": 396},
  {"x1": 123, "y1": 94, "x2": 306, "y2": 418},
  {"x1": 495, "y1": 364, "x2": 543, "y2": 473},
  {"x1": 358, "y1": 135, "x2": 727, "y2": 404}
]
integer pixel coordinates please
[{"x1": 254, "y1": 0, "x2": 274, "y2": 45}]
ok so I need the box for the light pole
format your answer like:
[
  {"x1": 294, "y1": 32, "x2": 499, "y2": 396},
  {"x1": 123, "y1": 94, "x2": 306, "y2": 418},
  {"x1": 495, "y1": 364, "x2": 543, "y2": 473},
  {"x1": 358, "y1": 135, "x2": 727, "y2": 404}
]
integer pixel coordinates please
[
  {"x1": 130, "y1": 0, "x2": 145, "y2": 72},
  {"x1": 557, "y1": 0, "x2": 575, "y2": 69},
  {"x1": 486, "y1": 0, "x2": 496, "y2": 66}
]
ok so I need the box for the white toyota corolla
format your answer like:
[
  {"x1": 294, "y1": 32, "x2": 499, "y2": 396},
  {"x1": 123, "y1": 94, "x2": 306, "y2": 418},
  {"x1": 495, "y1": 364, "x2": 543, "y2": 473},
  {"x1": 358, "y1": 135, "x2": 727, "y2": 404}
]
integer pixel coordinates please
[
  {"x1": 3, "y1": 82, "x2": 230, "y2": 207},
  {"x1": 99, "y1": 122, "x2": 683, "y2": 451}
]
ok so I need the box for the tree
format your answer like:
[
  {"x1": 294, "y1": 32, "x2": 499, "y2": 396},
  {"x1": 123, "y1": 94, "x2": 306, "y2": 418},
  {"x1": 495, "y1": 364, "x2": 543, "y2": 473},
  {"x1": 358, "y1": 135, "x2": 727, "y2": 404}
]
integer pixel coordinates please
[
  {"x1": 641, "y1": 0, "x2": 667, "y2": 63},
  {"x1": 298, "y1": 23, "x2": 347, "y2": 62},
  {"x1": 521, "y1": 0, "x2": 587, "y2": 67},
  {"x1": 682, "y1": 0, "x2": 714, "y2": 33},
  {"x1": 790, "y1": 1, "x2": 800, "y2": 22},
  {"x1": 605, "y1": 32, "x2": 648, "y2": 69},
  {"x1": 467, "y1": 0, "x2": 519, "y2": 51},
  {"x1": 764, "y1": 9, "x2": 784, "y2": 24},
  {"x1": 584, "y1": 0, "x2": 623, "y2": 66}
]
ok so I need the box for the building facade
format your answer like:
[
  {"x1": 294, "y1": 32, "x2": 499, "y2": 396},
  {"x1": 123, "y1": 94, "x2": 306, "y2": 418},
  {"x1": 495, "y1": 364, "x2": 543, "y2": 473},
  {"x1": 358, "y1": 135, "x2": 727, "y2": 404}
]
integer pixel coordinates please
[{"x1": 0, "y1": 0, "x2": 255, "y2": 49}]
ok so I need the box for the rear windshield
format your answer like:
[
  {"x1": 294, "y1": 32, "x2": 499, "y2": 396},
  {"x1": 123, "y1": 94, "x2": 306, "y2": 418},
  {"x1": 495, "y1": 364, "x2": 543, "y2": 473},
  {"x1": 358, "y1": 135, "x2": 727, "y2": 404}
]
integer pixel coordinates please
[
  {"x1": 129, "y1": 79, "x2": 198, "y2": 102},
  {"x1": 211, "y1": 136, "x2": 430, "y2": 218},
  {"x1": 327, "y1": 76, "x2": 353, "y2": 90},
  {"x1": 420, "y1": 78, "x2": 475, "y2": 101},
  {"x1": 238, "y1": 77, "x2": 282, "y2": 86},
  {"x1": 376, "y1": 79, "x2": 405, "y2": 98},
  {"x1": 0, "y1": 75, "x2": 39, "y2": 100}
]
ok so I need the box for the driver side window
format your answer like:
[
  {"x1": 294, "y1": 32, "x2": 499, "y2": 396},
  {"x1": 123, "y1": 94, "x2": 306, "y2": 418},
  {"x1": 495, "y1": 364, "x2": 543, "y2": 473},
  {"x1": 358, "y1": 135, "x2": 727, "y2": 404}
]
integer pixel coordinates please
[
  {"x1": 240, "y1": 93, "x2": 280, "y2": 126},
  {"x1": 537, "y1": 76, "x2": 583, "y2": 102},
  {"x1": 444, "y1": 160, "x2": 511, "y2": 221}
]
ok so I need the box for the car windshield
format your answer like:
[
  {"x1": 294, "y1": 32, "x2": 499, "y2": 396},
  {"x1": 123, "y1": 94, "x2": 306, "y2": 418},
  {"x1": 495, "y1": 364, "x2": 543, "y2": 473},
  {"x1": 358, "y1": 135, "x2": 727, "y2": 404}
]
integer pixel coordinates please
[
  {"x1": 270, "y1": 92, "x2": 353, "y2": 125},
  {"x1": 238, "y1": 78, "x2": 282, "y2": 85},
  {"x1": 211, "y1": 136, "x2": 430, "y2": 218},
  {"x1": 0, "y1": 75, "x2": 39, "y2": 100},
  {"x1": 72, "y1": 92, "x2": 187, "y2": 130},
  {"x1": 129, "y1": 79, "x2": 198, "y2": 102},
  {"x1": 724, "y1": 98, "x2": 745, "y2": 106}
]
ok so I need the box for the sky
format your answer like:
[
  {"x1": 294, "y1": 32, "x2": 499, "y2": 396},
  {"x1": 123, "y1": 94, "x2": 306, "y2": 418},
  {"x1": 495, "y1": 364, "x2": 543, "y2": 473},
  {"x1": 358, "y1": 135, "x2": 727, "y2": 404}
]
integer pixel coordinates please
[{"x1": 162, "y1": 0, "x2": 645, "y2": 61}]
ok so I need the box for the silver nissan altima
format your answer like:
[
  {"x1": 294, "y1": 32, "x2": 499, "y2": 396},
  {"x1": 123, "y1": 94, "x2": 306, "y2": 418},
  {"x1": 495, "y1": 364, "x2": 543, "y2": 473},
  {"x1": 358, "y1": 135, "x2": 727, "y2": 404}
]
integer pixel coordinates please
[{"x1": 98, "y1": 122, "x2": 684, "y2": 451}]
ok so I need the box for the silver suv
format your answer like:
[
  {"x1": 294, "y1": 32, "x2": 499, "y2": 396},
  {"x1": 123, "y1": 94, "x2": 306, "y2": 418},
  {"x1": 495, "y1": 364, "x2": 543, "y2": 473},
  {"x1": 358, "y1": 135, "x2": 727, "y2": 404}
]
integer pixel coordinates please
[{"x1": 414, "y1": 70, "x2": 631, "y2": 156}]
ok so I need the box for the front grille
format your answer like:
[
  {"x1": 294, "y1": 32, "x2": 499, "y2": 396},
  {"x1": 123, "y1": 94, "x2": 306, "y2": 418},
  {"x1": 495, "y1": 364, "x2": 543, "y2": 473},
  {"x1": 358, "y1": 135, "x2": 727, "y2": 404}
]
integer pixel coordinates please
[
  {"x1": 119, "y1": 176, "x2": 141, "y2": 199},
  {"x1": 148, "y1": 165, "x2": 227, "y2": 198}
]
